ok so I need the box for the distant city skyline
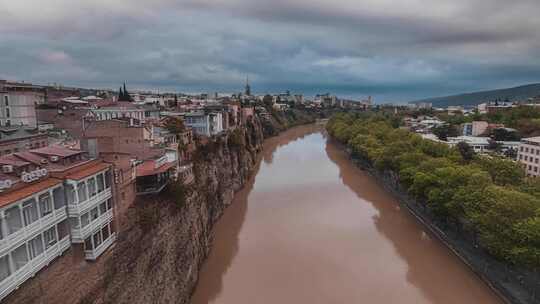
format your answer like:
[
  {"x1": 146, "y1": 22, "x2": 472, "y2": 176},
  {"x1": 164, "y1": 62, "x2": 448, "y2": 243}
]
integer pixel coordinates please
[{"x1": 2, "y1": 0, "x2": 540, "y2": 103}]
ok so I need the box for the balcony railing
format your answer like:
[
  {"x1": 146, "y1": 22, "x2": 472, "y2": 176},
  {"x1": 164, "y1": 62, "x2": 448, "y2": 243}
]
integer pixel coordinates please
[
  {"x1": 0, "y1": 236, "x2": 70, "y2": 302},
  {"x1": 84, "y1": 233, "x2": 116, "y2": 261},
  {"x1": 67, "y1": 188, "x2": 112, "y2": 216},
  {"x1": 136, "y1": 182, "x2": 168, "y2": 195},
  {"x1": 70, "y1": 209, "x2": 114, "y2": 243},
  {"x1": 0, "y1": 209, "x2": 67, "y2": 256}
]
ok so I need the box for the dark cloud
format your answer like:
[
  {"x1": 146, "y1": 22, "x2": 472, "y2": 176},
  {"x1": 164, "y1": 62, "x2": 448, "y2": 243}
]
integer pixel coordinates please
[{"x1": 1, "y1": 0, "x2": 540, "y2": 102}]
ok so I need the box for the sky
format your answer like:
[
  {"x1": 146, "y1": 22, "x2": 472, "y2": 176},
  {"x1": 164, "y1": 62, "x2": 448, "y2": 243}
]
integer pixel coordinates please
[{"x1": 1, "y1": 0, "x2": 540, "y2": 103}]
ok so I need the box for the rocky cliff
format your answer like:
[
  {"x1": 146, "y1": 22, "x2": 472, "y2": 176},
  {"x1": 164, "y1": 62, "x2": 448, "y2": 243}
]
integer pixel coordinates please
[
  {"x1": 5, "y1": 110, "x2": 319, "y2": 304},
  {"x1": 79, "y1": 120, "x2": 265, "y2": 304}
]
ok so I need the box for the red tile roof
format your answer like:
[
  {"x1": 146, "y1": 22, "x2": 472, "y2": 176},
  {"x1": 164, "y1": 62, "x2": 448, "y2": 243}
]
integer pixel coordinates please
[
  {"x1": 65, "y1": 161, "x2": 110, "y2": 180},
  {"x1": 31, "y1": 145, "x2": 83, "y2": 158},
  {"x1": 136, "y1": 160, "x2": 176, "y2": 177},
  {"x1": 0, "y1": 155, "x2": 30, "y2": 167},
  {"x1": 0, "y1": 178, "x2": 63, "y2": 208}
]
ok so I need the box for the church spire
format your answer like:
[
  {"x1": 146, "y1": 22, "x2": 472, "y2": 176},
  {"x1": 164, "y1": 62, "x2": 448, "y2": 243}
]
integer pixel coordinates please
[{"x1": 245, "y1": 76, "x2": 251, "y2": 96}]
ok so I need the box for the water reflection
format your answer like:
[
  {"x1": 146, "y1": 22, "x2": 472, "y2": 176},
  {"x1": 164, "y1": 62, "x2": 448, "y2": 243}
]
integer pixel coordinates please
[
  {"x1": 324, "y1": 139, "x2": 502, "y2": 304},
  {"x1": 192, "y1": 125, "x2": 321, "y2": 304},
  {"x1": 191, "y1": 127, "x2": 501, "y2": 304}
]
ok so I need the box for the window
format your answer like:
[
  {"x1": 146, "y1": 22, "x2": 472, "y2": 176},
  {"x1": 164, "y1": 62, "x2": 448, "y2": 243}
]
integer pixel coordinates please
[
  {"x1": 53, "y1": 187, "x2": 66, "y2": 209},
  {"x1": 12, "y1": 244, "x2": 29, "y2": 270},
  {"x1": 84, "y1": 236, "x2": 93, "y2": 251},
  {"x1": 69, "y1": 217, "x2": 80, "y2": 229},
  {"x1": 97, "y1": 174, "x2": 105, "y2": 193},
  {"x1": 22, "y1": 199, "x2": 39, "y2": 226},
  {"x1": 28, "y1": 234, "x2": 44, "y2": 259},
  {"x1": 43, "y1": 227, "x2": 57, "y2": 249},
  {"x1": 102, "y1": 225, "x2": 110, "y2": 241},
  {"x1": 81, "y1": 213, "x2": 90, "y2": 227},
  {"x1": 93, "y1": 230, "x2": 102, "y2": 248},
  {"x1": 104, "y1": 170, "x2": 111, "y2": 188},
  {"x1": 0, "y1": 255, "x2": 10, "y2": 282},
  {"x1": 39, "y1": 193, "x2": 53, "y2": 217},
  {"x1": 3, "y1": 96, "x2": 8, "y2": 106},
  {"x1": 90, "y1": 207, "x2": 99, "y2": 221},
  {"x1": 106, "y1": 199, "x2": 113, "y2": 210},
  {"x1": 66, "y1": 184, "x2": 76, "y2": 204},
  {"x1": 5, "y1": 206, "x2": 22, "y2": 234},
  {"x1": 99, "y1": 202, "x2": 107, "y2": 215},
  {"x1": 77, "y1": 182, "x2": 87, "y2": 203},
  {"x1": 57, "y1": 219, "x2": 69, "y2": 239},
  {"x1": 520, "y1": 146, "x2": 524, "y2": 152},
  {"x1": 88, "y1": 177, "x2": 97, "y2": 197},
  {"x1": 5, "y1": 108, "x2": 10, "y2": 118}
]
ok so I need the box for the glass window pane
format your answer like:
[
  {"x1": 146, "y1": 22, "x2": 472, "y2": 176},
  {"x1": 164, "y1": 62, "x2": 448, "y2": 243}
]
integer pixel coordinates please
[
  {"x1": 106, "y1": 199, "x2": 113, "y2": 210},
  {"x1": 0, "y1": 255, "x2": 11, "y2": 282},
  {"x1": 22, "y1": 199, "x2": 39, "y2": 226},
  {"x1": 69, "y1": 217, "x2": 80, "y2": 229},
  {"x1": 39, "y1": 193, "x2": 52, "y2": 217},
  {"x1": 28, "y1": 234, "x2": 44, "y2": 259},
  {"x1": 57, "y1": 219, "x2": 69, "y2": 239},
  {"x1": 43, "y1": 227, "x2": 57, "y2": 249},
  {"x1": 12, "y1": 244, "x2": 29, "y2": 270},
  {"x1": 53, "y1": 187, "x2": 66, "y2": 209},
  {"x1": 104, "y1": 170, "x2": 111, "y2": 188},
  {"x1": 84, "y1": 237, "x2": 93, "y2": 251},
  {"x1": 99, "y1": 202, "x2": 107, "y2": 215},
  {"x1": 81, "y1": 213, "x2": 90, "y2": 227},
  {"x1": 66, "y1": 184, "x2": 76, "y2": 204},
  {"x1": 77, "y1": 182, "x2": 87, "y2": 203},
  {"x1": 90, "y1": 207, "x2": 99, "y2": 221},
  {"x1": 5, "y1": 206, "x2": 22, "y2": 234},
  {"x1": 93, "y1": 231, "x2": 102, "y2": 248},
  {"x1": 102, "y1": 225, "x2": 109, "y2": 241},
  {"x1": 88, "y1": 178, "x2": 97, "y2": 198},
  {"x1": 97, "y1": 174, "x2": 105, "y2": 193}
]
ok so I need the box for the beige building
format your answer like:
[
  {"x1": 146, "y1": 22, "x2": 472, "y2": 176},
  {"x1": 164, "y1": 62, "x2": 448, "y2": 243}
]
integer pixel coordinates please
[{"x1": 518, "y1": 137, "x2": 540, "y2": 177}]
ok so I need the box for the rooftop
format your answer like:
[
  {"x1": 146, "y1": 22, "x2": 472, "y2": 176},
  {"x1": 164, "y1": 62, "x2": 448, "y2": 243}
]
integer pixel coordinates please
[{"x1": 0, "y1": 177, "x2": 63, "y2": 208}]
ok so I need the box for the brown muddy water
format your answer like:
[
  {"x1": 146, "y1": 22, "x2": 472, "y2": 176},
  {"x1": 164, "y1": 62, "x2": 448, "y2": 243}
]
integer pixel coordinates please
[{"x1": 191, "y1": 125, "x2": 503, "y2": 304}]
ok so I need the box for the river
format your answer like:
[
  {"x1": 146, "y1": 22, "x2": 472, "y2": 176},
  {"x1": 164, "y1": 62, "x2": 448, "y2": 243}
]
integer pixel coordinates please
[{"x1": 191, "y1": 125, "x2": 503, "y2": 304}]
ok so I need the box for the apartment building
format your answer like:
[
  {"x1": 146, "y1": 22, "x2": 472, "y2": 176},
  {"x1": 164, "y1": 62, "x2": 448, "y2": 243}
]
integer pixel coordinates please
[
  {"x1": 0, "y1": 128, "x2": 48, "y2": 156},
  {"x1": 0, "y1": 146, "x2": 115, "y2": 301},
  {"x1": 518, "y1": 137, "x2": 540, "y2": 177},
  {"x1": 0, "y1": 87, "x2": 41, "y2": 128},
  {"x1": 183, "y1": 111, "x2": 224, "y2": 137}
]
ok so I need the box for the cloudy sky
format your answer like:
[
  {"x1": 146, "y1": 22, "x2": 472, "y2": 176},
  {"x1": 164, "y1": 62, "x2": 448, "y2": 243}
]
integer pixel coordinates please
[{"x1": 1, "y1": 0, "x2": 540, "y2": 102}]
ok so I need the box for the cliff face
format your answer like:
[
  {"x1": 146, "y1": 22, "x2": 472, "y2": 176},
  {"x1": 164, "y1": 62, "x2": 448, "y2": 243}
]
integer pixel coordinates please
[{"x1": 81, "y1": 120, "x2": 265, "y2": 304}]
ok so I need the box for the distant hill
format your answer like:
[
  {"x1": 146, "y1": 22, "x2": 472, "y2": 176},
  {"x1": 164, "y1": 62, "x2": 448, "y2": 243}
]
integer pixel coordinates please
[{"x1": 409, "y1": 83, "x2": 540, "y2": 108}]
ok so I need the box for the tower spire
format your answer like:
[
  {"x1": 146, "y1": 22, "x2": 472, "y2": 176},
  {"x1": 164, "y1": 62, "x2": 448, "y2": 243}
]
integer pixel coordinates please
[{"x1": 245, "y1": 75, "x2": 251, "y2": 96}]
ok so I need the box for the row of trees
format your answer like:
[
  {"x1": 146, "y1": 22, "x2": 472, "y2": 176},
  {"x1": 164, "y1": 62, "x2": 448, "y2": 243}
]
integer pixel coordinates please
[{"x1": 327, "y1": 112, "x2": 540, "y2": 267}]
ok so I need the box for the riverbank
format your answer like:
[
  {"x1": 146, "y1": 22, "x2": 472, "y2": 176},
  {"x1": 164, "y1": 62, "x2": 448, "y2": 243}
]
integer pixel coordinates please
[
  {"x1": 191, "y1": 127, "x2": 502, "y2": 304},
  {"x1": 331, "y1": 139, "x2": 537, "y2": 304}
]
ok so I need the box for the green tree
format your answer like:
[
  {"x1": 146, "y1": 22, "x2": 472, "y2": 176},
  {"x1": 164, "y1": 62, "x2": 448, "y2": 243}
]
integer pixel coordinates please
[{"x1": 456, "y1": 142, "x2": 475, "y2": 162}]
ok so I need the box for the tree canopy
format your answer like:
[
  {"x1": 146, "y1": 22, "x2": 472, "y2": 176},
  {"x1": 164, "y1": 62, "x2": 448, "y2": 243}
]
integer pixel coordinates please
[{"x1": 327, "y1": 112, "x2": 540, "y2": 267}]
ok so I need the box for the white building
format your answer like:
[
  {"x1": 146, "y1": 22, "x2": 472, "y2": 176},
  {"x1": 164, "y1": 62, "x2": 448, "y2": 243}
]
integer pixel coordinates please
[
  {"x1": 518, "y1": 137, "x2": 540, "y2": 177},
  {"x1": 183, "y1": 112, "x2": 224, "y2": 137},
  {"x1": 0, "y1": 92, "x2": 38, "y2": 128},
  {"x1": 447, "y1": 136, "x2": 490, "y2": 153},
  {"x1": 0, "y1": 146, "x2": 116, "y2": 301},
  {"x1": 462, "y1": 121, "x2": 489, "y2": 136}
]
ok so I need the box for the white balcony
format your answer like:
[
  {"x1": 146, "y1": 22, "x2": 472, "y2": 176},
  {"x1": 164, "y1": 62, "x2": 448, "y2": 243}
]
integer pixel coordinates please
[
  {"x1": 0, "y1": 236, "x2": 70, "y2": 302},
  {"x1": 67, "y1": 188, "x2": 112, "y2": 216},
  {"x1": 85, "y1": 233, "x2": 116, "y2": 261},
  {"x1": 70, "y1": 209, "x2": 113, "y2": 243},
  {"x1": 0, "y1": 209, "x2": 67, "y2": 257}
]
